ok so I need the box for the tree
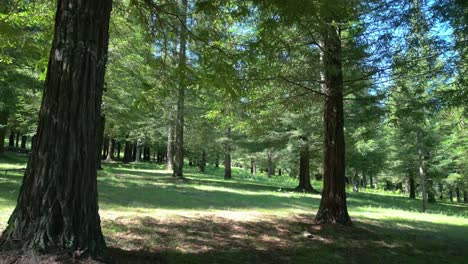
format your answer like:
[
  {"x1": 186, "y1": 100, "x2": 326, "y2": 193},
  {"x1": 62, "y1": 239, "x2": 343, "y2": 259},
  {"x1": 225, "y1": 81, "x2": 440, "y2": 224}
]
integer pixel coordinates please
[{"x1": 0, "y1": 0, "x2": 112, "y2": 255}]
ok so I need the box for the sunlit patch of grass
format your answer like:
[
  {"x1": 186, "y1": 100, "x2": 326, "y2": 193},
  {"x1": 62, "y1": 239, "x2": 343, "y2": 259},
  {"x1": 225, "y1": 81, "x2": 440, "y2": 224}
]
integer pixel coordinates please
[{"x1": 1, "y1": 152, "x2": 467, "y2": 263}]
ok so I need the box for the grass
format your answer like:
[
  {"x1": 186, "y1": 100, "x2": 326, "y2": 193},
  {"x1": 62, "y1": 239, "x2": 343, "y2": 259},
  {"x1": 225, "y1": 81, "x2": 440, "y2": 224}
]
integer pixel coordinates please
[{"x1": 1, "y1": 152, "x2": 467, "y2": 263}]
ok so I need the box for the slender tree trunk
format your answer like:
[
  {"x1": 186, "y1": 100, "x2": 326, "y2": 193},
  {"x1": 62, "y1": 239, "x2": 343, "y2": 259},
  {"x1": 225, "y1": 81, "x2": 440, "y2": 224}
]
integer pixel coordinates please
[
  {"x1": 294, "y1": 143, "x2": 316, "y2": 193},
  {"x1": 352, "y1": 172, "x2": 359, "y2": 193},
  {"x1": 267, "y1": 151, "x2": 273, "y2": 177},
  {"x1": 427, "y1": 177, "x2": 436, "y2": 203},
  {"x1": 438, "y1": 183, "x2": 443, "y2": 200},
  {"x1": 116, "y1": 141, "x2": 121, "y2": 160},
  {"x1": 449, "y1": 188, "x2": 453, "y2": 202},
  {"x1": 199, "y1": 149, "x2": 206, "y2": 173},
  {"x1": 173, "y1": 0, "x2": 188, "y2": 178},
  {"x1": 224, "y1": 127, "x2": 232, "y2": 180},
  {"x1": 96, "y1": 115, "x2": 105, "y2": 170},
  {"x1": 0, "y1": 0, "x2": 111, "y2": 255},
  {"x1": 123, "y1": 141, "x2": 133, "y2": 163},
  {"x1": 135, "y1": 140, "x2": 142, "y2": 163},
  {"x1": 369, "y1": 174, "x2": 374, "y2": 189},
  {"x1": 463, "y1": 190, "x2": 467, "y2": 203},
  {"x1": 251, "y1": 157, "x2": 256, "y2": 175},
  {"x1": 215, "y1": 152, "x2": 219, "y2": 168},
  {"x1": 417, "y1": 131, "x2": 427, "y2": 212},
  {"x1": 0, "y1": 111, "x2": 8, "y2": 153},
  {"x1": 315, "y1": 23, "x2": 351, "y2": 225},
  {"x1": 409, "y1": 172, "x2": 416, "y2": 199},
  {"x1": 15, "y1": 132, "x2": 20, "y2": 148},
  {"x1": 8, "y1": 131, "x2": 15, "y2": 147},
  {"x1": 20, "y1": 136, "x2": 27, "y2": 149},
  {"x1": 362, "y1": 172, "x2": 367, "y2": 188},
  {"x1": 105, "y1": 137, "x2": 113, "y2": 161},
  {"x1": 456, "y1": 187, "x2": 461, "y2": 203},
  {"x1": 167, "y1": 124, "x2": 174, "y2": 170}
]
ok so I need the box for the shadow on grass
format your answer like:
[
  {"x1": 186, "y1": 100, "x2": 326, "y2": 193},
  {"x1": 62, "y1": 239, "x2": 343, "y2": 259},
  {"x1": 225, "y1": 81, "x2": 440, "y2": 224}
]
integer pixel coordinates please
[{"x1": 101, "y1": 214, "x2": 468, "y2": 264}]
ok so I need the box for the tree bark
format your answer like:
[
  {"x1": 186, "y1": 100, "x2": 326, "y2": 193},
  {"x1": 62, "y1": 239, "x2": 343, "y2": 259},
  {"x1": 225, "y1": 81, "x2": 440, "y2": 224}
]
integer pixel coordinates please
[
  {"x1": 438, "y1": 183, "x2": 443, "y2": 200},
  {"x1": 173, "y1": 0, "x2": 188, "y2": 178},
  {"x1": 116, "y1": 141, "x2": 121, "y2": 160},
  {"x1": 0, "y1": 0, "x2": 111, "y2": 255},
  {"x1": 427, "y1": 177, "x2": 436, "y2": 203},
  {"x1": 294, "y1": 143, "x2": 317, "y2": 193},
  {"x1": 369, "y1": 174, "x2": 374, "y2": 189},
  {"x1": 463, "y1": 190, "x2": 467, "y2": 203},
  {"x1": 224, "y1": 127, "x2": 232, "y2": 180},
  {"x1": 352, "y1": 172, "x2": 359, "y2": 193},
  {"x1": 314, "y1": 23, "x2": 351, "y2": 225},
  {"x1": 96, "y1": 115, "x2": 105, "y2": 170}
]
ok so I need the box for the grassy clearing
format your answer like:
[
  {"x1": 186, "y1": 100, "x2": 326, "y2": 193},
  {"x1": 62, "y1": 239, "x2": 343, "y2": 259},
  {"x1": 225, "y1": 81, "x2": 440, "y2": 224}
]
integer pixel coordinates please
[{"x1": 0, "y1": 152, "x2": 467, "y2": 263}]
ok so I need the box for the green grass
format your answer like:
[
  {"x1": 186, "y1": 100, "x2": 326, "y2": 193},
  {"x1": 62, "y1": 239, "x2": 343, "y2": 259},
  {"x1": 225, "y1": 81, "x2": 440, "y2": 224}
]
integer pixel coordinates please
[{"x1": 1, "y1": 152, "x2": 467, "y2": 263}]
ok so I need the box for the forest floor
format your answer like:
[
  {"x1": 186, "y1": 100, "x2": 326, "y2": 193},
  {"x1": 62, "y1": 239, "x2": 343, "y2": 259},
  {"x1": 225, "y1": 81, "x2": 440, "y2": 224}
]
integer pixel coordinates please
[{"x1": 0, "y1": 152, "x2": 467, "y2": 264}]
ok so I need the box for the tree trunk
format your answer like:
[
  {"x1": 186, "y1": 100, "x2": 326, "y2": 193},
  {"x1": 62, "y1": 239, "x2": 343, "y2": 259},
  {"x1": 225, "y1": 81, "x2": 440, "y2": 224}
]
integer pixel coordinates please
[
  {"x1": 294, "y1": 143, "x2": 316, "y2": 193},
  {"x1": 352, "y1": 172, "x2": 359, "y2": 193},
  {"x1": 9, "y1": 131, "x2": 15, "y2": 147},
  {"x1": 96, "y1": 115, "x2": 105, "y2": 170},
  {"x1": 173, "y1": 0, "x2": 188, "y2": 178},
  {"x1": 105, "y1": 137, "x2": 113, "y2": 161},
  {"x1": 314, "y1": 23, "x2": 351, "y2": 225},
  {"x1": 427, "y1": 177, "x2": 436, "y2": 203},
  {"x1": 123, "y1": 141, "x2": 133, "y2": 163},
  {"x1": 215, "y1": 152, "x2": 219, "y2": 168},
  {"x1": 0, "y1": 0, "x2": 111, "y2": 255},
  {"x1": 362, "y1": 172, "x2": 367, "y2": 188},
  {"x1": 116, "y1": 141, "x2": 121, "y2": 160},
  {"x1": 409, "y1": 172, "x2": 416, "y2": 199},
  {"x1": 438, "y1": 183, "x2": 443, "y2": 200},
  {"x1": 369, "y1": 174, "x2": 374, "y2": 189},
  {"x1": 199, "y1": 149, "x2": 206, "y2": 173},
  {"x1": 267, "y1": 151, "x2": 273, "y2": 177},
  {"x1": 20, "y1": 136, "x2": 27, "y2": 149},
  {"x1": 224, "y1": 127, "x2": 232, "y2": 180},
  {"x1": 463, "y1": 190, "x2": 467, "y2": 203},
  {"x1": 167, "y1": 124, "x2": 174, "y2": 170},
  {"x1": 449, "y1": 189, "x2": 453, "y2": 202},
  {"x1": 132, "y1": 143, "x2": 137, "y2": 161},
  {"x1": 0, "y1": 111, "x2": 8, "y2": 153},
  {"x1": 417, "y1": 131, "x2": 427, "y2": 212},
  {"x1": 456, "y1": 187, "x2": 461, "y2": 203},
  {"x1": 15, "y1": 132, "x2": 20, "y2": 148},
  {"x1": 135, "y1": 140, "x2": 142, "y2": 163},
  {"x1": 250, "y1": 157, "x2": 256, "y2": 175}
]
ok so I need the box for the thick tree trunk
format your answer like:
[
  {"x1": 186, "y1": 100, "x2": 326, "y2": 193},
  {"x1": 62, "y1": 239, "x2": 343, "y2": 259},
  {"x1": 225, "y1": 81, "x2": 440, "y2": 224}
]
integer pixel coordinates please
[
  {"x1": 105, "y1": 137, "x2": 113, "y2": 161},
  {"x1": 20, "y1": 136, "x2": 27, "y2": 149},
  {"x1": 362, "y1": 172, "x2": 367, "y2": 188},
  {"x1": 294, "y1": 143, "x2": 317, "y2": 193},
  {"x1": 224, "y1": 127, "x2": 232, "y2": 180},
  {"x1": 173, "y1": 0, "x2": 188, "y2": 178},
  {"x1": 167, "y1": 124, "x2": 174, "y2": 170},
  {"x1": 9, "y1": 131, "x2": 15, "y2": 147},
  {"x1": 0, "y1": 0, "x2": 111, "y2": 255},
  {"x1": 409, "y1": 172, "x2": 416, "y2": 199},
  {"x1": 315, "y1": 23, "x2": 351, "y2": 225},
  {"x1": 135, "y1": 140, "x2": 142, "y2": 163},
  {"x1": 199, "y1": 149, "x2": 206, "y2": 173},
  {"x1": 0, "y1": 111, "x2": 8, "y2": 153},
  {"x1": 417, "y1": 131, "x2": 427, "y2": 212}
]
